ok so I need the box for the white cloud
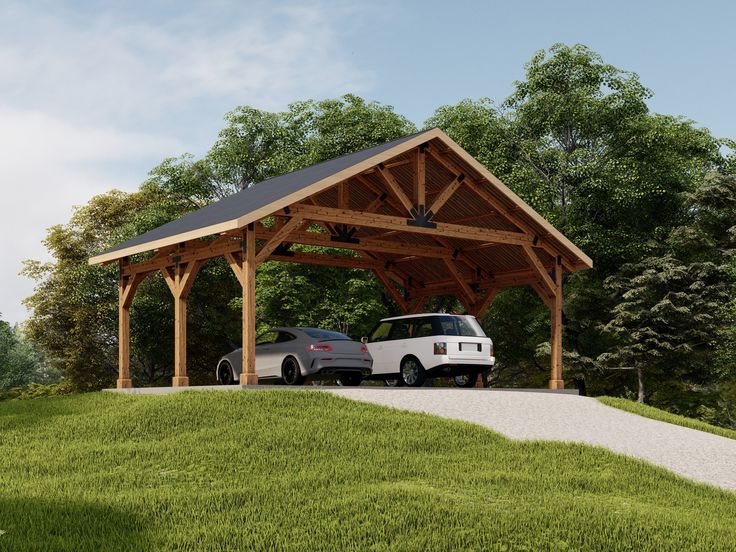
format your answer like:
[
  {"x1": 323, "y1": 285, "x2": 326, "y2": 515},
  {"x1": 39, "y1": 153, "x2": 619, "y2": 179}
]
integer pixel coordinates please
[
  {"x1": 0, "y1": 106, "x2": 183, "y2": 324},
  {"x1": 0, "y1": 1, "x2": 373, "y2": 323}
]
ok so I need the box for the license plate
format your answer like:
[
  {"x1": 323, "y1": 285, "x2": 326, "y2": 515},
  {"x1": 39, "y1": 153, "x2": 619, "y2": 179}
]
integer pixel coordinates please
[{"x1": 460, "y1": 343, "x2": 481, "y2": 352}]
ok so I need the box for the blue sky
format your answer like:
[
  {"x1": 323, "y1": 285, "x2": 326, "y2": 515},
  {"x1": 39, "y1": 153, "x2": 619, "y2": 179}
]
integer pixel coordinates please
[{"x1": 1, "y1": 0, "x2": 734, "y2": 323}]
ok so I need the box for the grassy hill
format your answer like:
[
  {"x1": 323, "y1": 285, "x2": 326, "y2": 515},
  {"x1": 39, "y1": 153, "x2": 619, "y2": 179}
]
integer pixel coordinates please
[{"x1": 1, "y1": 390, "x2": 735, "y2": 551}]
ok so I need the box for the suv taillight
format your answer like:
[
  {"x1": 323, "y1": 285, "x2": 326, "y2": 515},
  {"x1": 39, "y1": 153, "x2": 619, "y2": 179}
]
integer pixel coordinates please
[
  {"x1": 307, "y1": 343, "x2": 333, "y2": 352},
  {"x1": 434, "y1": 342, "x2": 447, "y2": 355},
  {"x1": 360, "y1": 344, "x2": 368, "y2": 354}
]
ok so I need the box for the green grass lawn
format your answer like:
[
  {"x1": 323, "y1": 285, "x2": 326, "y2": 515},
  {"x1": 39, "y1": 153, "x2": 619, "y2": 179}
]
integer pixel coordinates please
[
  {"x1": 597, "y1": 396, "x2": 736, "y2": 441},
  {"x1": 1, "y1": 391, "x2": 735, "y2": 551}
]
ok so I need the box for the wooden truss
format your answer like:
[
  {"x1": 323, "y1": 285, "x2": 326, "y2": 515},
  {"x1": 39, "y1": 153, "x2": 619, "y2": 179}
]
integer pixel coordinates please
[{"x1": 111, "y1": 140, "x2": 574, "y2": 391}]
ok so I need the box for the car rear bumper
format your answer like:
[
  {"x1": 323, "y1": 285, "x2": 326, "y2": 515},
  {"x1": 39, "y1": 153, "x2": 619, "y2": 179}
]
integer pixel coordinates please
[
  {"x1": 425, "y1": 363, "x2": 493, "y2": 377},
  {"x1": 307, "y1": 357, "x2": 373, "y2": 378}
]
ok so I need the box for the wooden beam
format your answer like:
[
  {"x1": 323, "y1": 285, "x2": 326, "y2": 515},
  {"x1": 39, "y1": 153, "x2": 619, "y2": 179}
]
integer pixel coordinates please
[
  {"x1": 408, "y1": 296, "x2": 427, "y2": 314},
  {"x1": 373, "y1": 269, "x2": 408, "y2": 313},
  {"x1": 471, "y1": 288, "x2": 498, "y2": 319},
  {"x1": 268, "y1": 251, "x2": 380, "y2": 270},
  {"x1": 442, "y1": 258, "x2": 476, "y2": 307},
  {"x1": 521, "y1": 245, "x2": 555, "y2": 297},
  {"x1": 289, "y1": 204, "x2": 532, "y2": 246},
  {"x1": 241, "y1": 225, "x2": 258, "y2": 385},
  {"x1": 549, "y1": 263, "x2": 564, "y2": 389},
  {"x1": 530, "y1": 282, "x2": 554, "y2": 309},
  {"x1": 117, "y1": 262, "x2": 146, "y2": 389},
  {"x1": 225, "y1": 251, "x2": 244, "y2": 287},
  {"x1": 338, "y1": 182, "x2": 349, "y2": 209},
  {"x1": 255, "y1": 217, "x2": 303, "y2": 264},
  {"x1": 415, "y1": 146, "x2": 426, "y2": 207},
  {"x1": 427, "y1": 175, "x2": 462, "y2": 217},
  {"x1": 376, "y1": 164, "x2": 414, "y2": 214}
]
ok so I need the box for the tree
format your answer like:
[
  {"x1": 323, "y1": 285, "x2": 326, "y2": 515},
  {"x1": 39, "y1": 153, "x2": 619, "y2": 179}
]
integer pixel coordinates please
[
  {"x1": 0, "y1": 315, "x2": 54, "y2": 391},
  {"x1": 599, "y1": 171, "x2": 736, "y2": 403}
]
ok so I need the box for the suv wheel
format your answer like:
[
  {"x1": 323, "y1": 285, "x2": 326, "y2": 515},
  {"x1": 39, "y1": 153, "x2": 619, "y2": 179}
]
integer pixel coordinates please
[
  {"x1": 453, "y1": 371, "x2": 478, "y2": 388},
  {"x1": 400, "y1": 357, "x2": 426, "y2": 387}
]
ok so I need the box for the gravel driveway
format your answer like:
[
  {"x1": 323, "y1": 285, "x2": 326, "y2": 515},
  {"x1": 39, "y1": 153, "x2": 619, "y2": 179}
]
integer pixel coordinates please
[{"x1": 328, "y1": 388, "x2": 736, "y2": 492}]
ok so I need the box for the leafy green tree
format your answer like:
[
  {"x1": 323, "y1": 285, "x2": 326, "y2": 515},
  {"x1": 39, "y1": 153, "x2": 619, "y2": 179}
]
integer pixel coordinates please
[{"x1": 0, "y1": 315, "x2": 55, "y2": 391}]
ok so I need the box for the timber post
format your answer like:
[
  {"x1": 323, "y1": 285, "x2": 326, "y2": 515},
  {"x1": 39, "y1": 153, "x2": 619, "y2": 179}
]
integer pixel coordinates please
[
  {"x1": 549, "y1": 258, "x2": 564, "y2": 389},
  {"x1": 241, "y1": 224, "x2": 258, "y2": 385},
  {"x1": 117, "y1": 259, "x2": 132, "y2": 389},
  {"x1": 117, "y1": 259, "x2": 145, "y2": 389}
]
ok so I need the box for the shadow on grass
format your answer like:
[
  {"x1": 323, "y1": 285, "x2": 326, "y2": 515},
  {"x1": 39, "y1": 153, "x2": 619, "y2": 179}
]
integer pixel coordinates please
[{"x1": 0, "y1": 496, "x2": 149, "y2": 552}]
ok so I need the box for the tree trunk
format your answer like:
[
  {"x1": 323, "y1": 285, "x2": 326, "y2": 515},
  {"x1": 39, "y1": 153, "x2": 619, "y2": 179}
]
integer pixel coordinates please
[{"x1": 637, "y1": 366, "x2": 645, "y2": 404}]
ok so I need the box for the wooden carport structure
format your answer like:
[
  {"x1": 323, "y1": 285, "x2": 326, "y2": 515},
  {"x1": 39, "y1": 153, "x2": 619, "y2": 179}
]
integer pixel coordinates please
[{"x1": 90, "y1": 128, "x2": 592, "y2": 389}]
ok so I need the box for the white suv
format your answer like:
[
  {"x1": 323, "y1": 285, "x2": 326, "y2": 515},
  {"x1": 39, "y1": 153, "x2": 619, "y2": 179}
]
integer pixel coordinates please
[{"x1": 364, "y1": 313, "x2": 495, "y2": 387}]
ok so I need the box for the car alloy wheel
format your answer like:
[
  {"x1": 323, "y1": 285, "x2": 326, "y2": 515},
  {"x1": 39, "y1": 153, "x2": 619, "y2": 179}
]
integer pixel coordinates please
[
  {"x1": 400, "y1": 357, "x2": 425, "y2": 387},
  {"x1": 282, "y1": 357, "x2": 303, "y2": 386},
  {"x1": 218, "y1": 362, "x2": 234, "y2": 385}
]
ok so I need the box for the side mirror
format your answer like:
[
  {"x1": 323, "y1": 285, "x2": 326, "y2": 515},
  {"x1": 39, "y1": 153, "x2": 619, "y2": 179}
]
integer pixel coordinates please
[{"x1": 361, "y1": 336, "x2": 368, "y2": 344}]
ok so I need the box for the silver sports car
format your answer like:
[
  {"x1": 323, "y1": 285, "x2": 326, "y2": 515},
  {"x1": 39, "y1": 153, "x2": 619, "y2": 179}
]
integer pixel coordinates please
[{"x1": 216, "y1": 327, "x2": 373, "y2": 386}]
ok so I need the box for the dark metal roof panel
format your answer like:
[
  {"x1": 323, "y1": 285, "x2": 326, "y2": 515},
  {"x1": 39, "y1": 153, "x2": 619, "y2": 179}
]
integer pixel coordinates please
[{"x1": 98, "y1": 130, "x2": 429, "y2": 257}]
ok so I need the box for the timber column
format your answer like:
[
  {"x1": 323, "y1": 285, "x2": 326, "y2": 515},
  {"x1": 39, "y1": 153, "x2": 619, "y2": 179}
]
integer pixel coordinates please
[
  {"x1": 549, "y1": 259, "x2": 564, "y2": 389},
  {"x1": 161, "y1": 257, "x2": 201, "y2": 387},
  {"x1": 241, "y1": 224, "x2": 258, "y2": 385},
  {"x1": 117, "y1": 259, "x2": 143, "y2": 389}
]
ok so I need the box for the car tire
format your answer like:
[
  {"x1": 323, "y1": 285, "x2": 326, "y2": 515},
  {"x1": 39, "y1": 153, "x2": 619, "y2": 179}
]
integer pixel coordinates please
[
  {"x1": 453, "y1": 371, "x2": 478, "y2": 388},
  {"x1": 400, "y1": 356, "x2": 425, "y2": 387},
  {"x1": 218, "y1": 361, "x2": 234, "y2": 385},
  {"x1": 281, "y1": 356, "x2": 304, "y2": 386},
  {"x1": 384, "y1": 378, "x2": 404, "y2": 387},
  {"x1": 336, "y1": 374, "x2": 362, "y2": 386}
]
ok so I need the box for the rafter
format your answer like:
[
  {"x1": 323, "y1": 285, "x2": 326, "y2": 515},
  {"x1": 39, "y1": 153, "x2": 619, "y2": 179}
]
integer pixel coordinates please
[
  {"x1": 428, "y1": 174, "x2": 463, "y2": 217},
  {"x1": 376, "y1": 164, "x2": 414, "y2": 214}
]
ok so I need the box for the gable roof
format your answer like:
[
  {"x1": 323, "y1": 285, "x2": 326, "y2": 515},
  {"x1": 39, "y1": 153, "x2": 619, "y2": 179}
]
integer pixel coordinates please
[{"x1": 89, "y1": 128, "x2": 592, "y2": 270}]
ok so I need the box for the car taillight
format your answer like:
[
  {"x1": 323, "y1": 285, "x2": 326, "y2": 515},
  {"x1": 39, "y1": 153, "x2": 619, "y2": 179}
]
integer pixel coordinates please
[
  {"x1": 360, "y1": 344, "x2": 368, "y2": 354},
  {"x1": 307, "y1": 343, "x2": 333, "y2": 352},
  {"x1": 434, "y1": 342, "x2": 447, "y2": 355}
]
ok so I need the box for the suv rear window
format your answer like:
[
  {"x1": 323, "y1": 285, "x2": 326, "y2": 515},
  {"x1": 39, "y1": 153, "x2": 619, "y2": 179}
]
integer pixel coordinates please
[{"x1": 433, "y1": 315, "x2": 485, "y2": 337}]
